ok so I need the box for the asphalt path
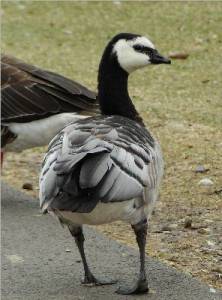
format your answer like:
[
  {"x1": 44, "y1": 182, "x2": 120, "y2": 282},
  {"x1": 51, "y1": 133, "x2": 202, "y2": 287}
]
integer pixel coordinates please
[{"x1": 1, "y1": 182, "x2": 222, "y2": 300}]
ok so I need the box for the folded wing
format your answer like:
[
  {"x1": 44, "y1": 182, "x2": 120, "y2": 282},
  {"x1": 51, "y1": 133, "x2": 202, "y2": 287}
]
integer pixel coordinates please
[
  {"x1": 1, "y1": 55, "x2": 98, "y2": 123},
  {"x1": 40, "y1": 116, "x2": 163, "y2": 213}
]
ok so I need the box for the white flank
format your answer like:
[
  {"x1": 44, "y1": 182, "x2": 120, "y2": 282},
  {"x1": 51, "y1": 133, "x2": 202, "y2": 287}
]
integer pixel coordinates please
[{"x1": 4, "y1": 113, "x2": 89, "y2": 152}]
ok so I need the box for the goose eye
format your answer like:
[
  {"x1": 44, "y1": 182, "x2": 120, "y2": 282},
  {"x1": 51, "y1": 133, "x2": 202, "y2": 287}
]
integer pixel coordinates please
[
  {"x1": 133, "y1": 45, "x2": 144, "y2": 52},
  {"x1": 148, "y1": 49, "x2": 157, "y2": 58},
  {"x1": 147, "y1": 49, "x2": 153, "y2": 56}
]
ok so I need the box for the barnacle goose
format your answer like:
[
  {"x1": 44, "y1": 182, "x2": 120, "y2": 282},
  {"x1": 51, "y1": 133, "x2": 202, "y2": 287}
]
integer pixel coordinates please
[
  {"x1": 1, "y1": 55, "x2": 99, "y2": 156},
  {"x1": 39, "y1": 33, "x2": 171, "y2": 295}
]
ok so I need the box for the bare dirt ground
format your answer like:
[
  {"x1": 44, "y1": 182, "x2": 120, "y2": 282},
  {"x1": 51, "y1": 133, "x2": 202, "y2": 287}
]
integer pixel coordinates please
[{"x1": 2, "y1": 119, "x2": 222, "y2": 290}]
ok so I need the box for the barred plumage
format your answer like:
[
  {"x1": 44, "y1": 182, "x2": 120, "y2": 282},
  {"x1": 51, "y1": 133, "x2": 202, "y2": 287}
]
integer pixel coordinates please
[
  {"x1": 39, "y1": 33, "x2": 170, "y2": 294},
  {"x1": 40, "y1": 115, "x2": 163, "y2": 215}
]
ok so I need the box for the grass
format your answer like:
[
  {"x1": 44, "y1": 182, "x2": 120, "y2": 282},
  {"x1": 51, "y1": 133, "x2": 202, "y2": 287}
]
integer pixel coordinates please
[
  {"x1": 2, "y1": 1, "x2": 222, "y2": 127},
  {"x1": 1, "y1": 1, "x2": 222, "y2": 289}
]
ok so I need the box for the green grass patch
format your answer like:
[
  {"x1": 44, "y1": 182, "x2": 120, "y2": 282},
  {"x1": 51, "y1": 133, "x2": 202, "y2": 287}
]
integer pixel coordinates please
[{"x1": 2, "y1": 1, "x2": 222, "y2": 127}]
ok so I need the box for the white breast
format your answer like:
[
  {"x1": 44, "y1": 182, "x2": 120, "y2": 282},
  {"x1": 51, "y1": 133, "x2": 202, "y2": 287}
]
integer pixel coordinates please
[{"x1": 4, "y1": 113, "x2": 88, "y2": 152}]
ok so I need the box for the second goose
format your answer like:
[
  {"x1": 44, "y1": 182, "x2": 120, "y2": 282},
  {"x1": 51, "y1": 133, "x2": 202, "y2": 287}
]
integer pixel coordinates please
[
  {"x1": 40, "y1": 33, "x2": 171, "y2": 295},
  {"x1": 1, "y1": 55, "x2": 98, "y2": 154}
]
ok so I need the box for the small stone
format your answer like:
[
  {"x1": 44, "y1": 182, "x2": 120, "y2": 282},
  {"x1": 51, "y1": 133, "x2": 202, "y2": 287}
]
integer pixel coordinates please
[
  {"x1": 198, "y1": 228, "x2": 211, "y2": 234},
  {"x1": 205, "y1": 219, "x2": 214, "y2": 224},
  {"x1": 159, "y1": 248, "x2": 168, "y2": 253},
  {"x1": 207, "y1": 240, "x2": 215, "y2": 247},
  {"x1": 22, "y1": 183, "x2": 33, "y2": 190},
  {"x1": 187, "y1": 144, "x2": 193, "y2": 148},
  {"x1": 198, "y1": 178, "x2": 214, "y2": 186},
  {"x1": 209, "y1": 287, "x2": 216, "y2": 293},
  {"x1": 190, "y1": 223, "x2": 199, "y2": 230},
  {"x1": 201, "y1": 247, "x2": 214, "y2": 254},
  {"x1": 63, "y1": 30, "x2": 72, "y2": 35},
  {"x1": 198, "y1": 178, "x2": 214, "y2": 194},
  {"x1": 169, "y1": 255, "x2": 179, "y2": 262},
  {"x1": 184, "y1": 217, "x2": 192, "y2": 228},
  {"x1": 191, "y1": 223, "x2": 207, "y2": 230},
  {"x1": 161, "y1": 224, "x2": 178, "y2": 231},
  {"x1": 194, "y1": 165, "x2": 209, "y2": 173},
  {"x1": 65, "y1": 248, "x2": 71, "y2": 253}
]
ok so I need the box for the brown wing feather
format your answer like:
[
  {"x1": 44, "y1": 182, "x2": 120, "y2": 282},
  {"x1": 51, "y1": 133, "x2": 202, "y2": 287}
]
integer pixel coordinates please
[{"x1": 1, "y1": 55, "x2": 99, "y2": 123}]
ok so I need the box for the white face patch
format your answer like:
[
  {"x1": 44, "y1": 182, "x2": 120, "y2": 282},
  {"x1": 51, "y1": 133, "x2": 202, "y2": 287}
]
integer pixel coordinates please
[
  {"x1": 131, "y1": 36, "x2": 155, "y2": 49},
  {"x1": 113, "y1": 36, "x2": 156, "y2": 73}
]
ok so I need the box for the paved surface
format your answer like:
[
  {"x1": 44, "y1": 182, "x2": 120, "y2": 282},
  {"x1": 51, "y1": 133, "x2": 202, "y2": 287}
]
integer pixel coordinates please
[{"x1": 1, "y1": 182, "x2": 222, "y2": 300}]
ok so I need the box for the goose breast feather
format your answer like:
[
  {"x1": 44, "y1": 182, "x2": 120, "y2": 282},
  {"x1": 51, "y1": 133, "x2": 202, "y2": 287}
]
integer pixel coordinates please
[{"x1": 39, "y1": 115, "x2": 163, "y2": 214}]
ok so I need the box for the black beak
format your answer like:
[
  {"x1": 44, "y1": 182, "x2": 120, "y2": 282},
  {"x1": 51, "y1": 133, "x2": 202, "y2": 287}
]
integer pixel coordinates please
[{"x1": 151, "y1": 52, "x2": 171, "y2": 64}]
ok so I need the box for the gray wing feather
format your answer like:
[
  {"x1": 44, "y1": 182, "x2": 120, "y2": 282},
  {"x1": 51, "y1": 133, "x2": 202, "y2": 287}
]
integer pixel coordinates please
[
  {"x1": 97, "y1": 165, "x2": 122, "y2": 199},
  {"x1": 101, "y1": 167, "x2": 142, "y2": 202},
  {"x1": 40, "y1": 115, "x2": 163, "y2": 213},
  {"x1": 80, "y1": 152, "x2": 112, "y2": 188},
  {"x1": 39, "y1": 151, "x2": 59, "y2": 210}
]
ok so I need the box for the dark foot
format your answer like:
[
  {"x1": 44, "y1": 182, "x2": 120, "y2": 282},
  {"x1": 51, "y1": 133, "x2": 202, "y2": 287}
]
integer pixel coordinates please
[
  {"x1": 81, "y1": 273, "x2": 117, "y2": 286},
  {"x1": 116, "y1": 279, "x2": 149, "y2": 295}
]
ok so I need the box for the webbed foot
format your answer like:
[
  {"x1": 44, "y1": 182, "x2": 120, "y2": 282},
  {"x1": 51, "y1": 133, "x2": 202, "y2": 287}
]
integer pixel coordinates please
[
  {"x1": 116, "y1": 279, "x2": 149, "y2": 295},
  {"x1": 82, "y1": 273, "x2": 117, "y2": 286}
]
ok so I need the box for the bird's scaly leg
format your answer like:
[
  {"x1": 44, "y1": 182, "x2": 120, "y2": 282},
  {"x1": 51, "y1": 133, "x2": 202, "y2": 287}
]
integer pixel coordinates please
[
  {"x1": 68, "y1": 225, "x2": 116, "y2": 286},
  {"x1": 116, "y1": 219, "x2": 149, "y2": 295}
]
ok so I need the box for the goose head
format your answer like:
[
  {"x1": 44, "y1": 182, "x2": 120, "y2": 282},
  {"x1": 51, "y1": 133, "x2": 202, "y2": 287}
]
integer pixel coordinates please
[
  {"x1": 98, "y1": 33, "x2": 171, "y2": 123},
  {"x1": 100, "y1": 33, "x2": 171, "y2": 74}
]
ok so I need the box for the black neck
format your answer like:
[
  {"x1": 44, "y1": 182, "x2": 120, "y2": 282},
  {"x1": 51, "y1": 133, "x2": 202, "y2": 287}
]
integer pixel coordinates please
[{"x1": 97, "y1": 54, "x2": 144, "y2": 126}]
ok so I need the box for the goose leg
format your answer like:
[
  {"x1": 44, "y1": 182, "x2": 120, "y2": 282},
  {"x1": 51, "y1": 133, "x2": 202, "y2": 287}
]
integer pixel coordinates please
[
  {"x1": 1, "y1": 150, "x2": 4, "y2": 168},
  {"x1": 68, "y1": 225, "x2": 116, "y2": 286},
  {"x1": 116, "y1": 219, "x2": 149, "y2": 295}
]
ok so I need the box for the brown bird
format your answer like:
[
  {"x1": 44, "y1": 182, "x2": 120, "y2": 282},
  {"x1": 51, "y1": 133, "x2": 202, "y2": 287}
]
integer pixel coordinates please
[{"x1": 1, "y1": 55, "x2": 99, "y2": 163}]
